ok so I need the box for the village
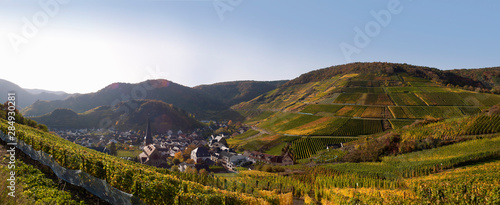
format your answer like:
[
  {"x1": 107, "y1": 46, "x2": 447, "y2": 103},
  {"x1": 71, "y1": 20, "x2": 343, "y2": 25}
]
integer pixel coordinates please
[{"x1": 53, "y1": 121, "x2": 294, "y2": 173}]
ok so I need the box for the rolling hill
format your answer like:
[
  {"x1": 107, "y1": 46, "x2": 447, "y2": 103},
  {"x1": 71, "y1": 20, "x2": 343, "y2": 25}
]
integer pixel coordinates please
[
  {"x1": 31, "y1": 99, "x2": 204, "y2": 131},
  {"x1": 231, "y1": 62, "x2": 500, "y2": 152}
]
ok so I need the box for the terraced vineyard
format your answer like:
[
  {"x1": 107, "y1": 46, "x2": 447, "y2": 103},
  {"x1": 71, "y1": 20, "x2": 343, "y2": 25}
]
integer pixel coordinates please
[
  {"x1": 389, "y1": 119, "x2": 415, "y2": 129},
  {"x1": 234, "y1": 64, "x2": 500, "y2": 162},
  {"x1": 388, "y1": 106, "x2": 467, "y2": 119},
  {"x1": 292, "y1": 137, "x2": 358, "y2": 160},
  {"x1": 330, "y1": 119, "x2": 383, "y2": 136},
  {"x1": 461, "y1": 114, "x2": 500, "y2": 135},
  {"x1": 389, "y1": 93, "x2": 426, "y2": 106},
  {"x1": 416, "y1": 92, "x2": 467, "y2": 106}
]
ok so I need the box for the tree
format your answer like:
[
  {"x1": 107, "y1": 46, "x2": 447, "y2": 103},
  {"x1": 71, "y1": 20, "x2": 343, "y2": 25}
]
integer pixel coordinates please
[
  {"x1": 235, "y1": 121, "x2": 242, "y2": 129},
  {"x1": 185, "y1": 166, "x2": 197, "y2": 174},
  {"x1": 199, "y1": 169, "x2": 208, "y2": 176},
  {"x1": 491, "y1": 86, "x2": 500, "y2": 94},
  {"x1": 37, "y1": 124, "x2": 49, "y2": 132},
  {"x1": 173, "y1": 158, "x2": 181, "y2": 165},
  {"x1": 186, "y1": 159, "x2": 195, "y2": 164},
  {"x1": 384, "y1": 66, "x2": 394, "y2": 74},
  {"x1": 109, "y1": 142, "x2": 117, "y2": 156},
  {"x1": 170, "y1": 165, "x2": 180, "y2": 172},
  {"x1": 182, "y1": 144, "x2": 197, "y2": 160},
  {"x1": 174, "y1": 152, "x2": 184, "y2": 162}
]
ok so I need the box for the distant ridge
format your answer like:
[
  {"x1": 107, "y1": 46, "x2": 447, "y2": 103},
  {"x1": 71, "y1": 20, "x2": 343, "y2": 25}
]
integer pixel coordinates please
[
  {"x1": 22, "y1": 79, "x2": 226, "y2": 118},
  {"x1": 0, "y1": 79, "x2": 71, "y2": 108},
  {"x1": 24, "y1": 88, "x2": 70, "y2": 96},
  {"x1": 283, "y1": 62, "x2": 491, "y2": 88}
]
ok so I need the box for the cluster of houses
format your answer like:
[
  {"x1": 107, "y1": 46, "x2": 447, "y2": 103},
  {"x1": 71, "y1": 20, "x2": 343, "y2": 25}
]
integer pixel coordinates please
[
  {"x1": 138, "y1": 122, "x2": 294, "y2": 172},
  {"x1": 56, "y1": 120, "x2": 295, "y2": 173},
  {"x1": 55, "y1": 124, "x2": 206, "y2": 156}
]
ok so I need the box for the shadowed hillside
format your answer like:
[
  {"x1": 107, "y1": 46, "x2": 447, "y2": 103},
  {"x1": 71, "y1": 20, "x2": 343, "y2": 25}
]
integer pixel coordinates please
[
  {"x1": 194, "y1": 80, "x2": 287, "y2": 107},
  {"x1": 31, "y1": 99, "x2": 204, "y2": 131},
  {"x1": 22, "y1": 80, "x2": 225, "y2": 119}
]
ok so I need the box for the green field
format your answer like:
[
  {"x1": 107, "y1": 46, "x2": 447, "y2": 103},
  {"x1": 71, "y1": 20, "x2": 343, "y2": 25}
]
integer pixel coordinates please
[
  {"x1": 309, "y1": 117, "x2": 350, "y2": 136},
  {"x1": 264, "y1": 142, "x2": 288, "y2": 155},
  {"x1": 300, "y1": 104, "x2": 344, "y2": 114},
  {"x1": 347, "y1": 81, "x2": 381, "y2": 87},
  {"x1": 332, "y1": 93, "x2": 362, "y2": 104},
  {"x1": 226, "y1": 129, "x2": 260, "y2": 145},
  {"x1": 459, "y1": 93, "x2": 500, "y2": 106},
  {"x1": 389, "y1": 119, "x2": 416, "y2": 129},
  {"x1": 292, "y1": 137, "x2": 357, "y2": 160},
  {"x1": 408, "y1": 81, "x2": 440, "y2": 87},
  {"x1": 258, "y1": 112, "x2": 301, "y2": 131},
  {"x1": 389, "y1": 93, "x2": 427, "y2": 106},
  {"x1": 275, "y1": 115, "x2": 322, "y2": 132},
  {"x1": 341, "y1": 87, "x2": 385, "y2": 93},
  {"x1": 335, "y1": 105, "x2": 367, "y2": 117},
  {"x1": 243, "y1": 111, "x2": 277, "y2": 124},
  {"x1": 388, "y1": 106, "x2": 469, "y2": 119},
  {"x1": 386, "y1": 87, "x2": 422, "y2": 93},
  {"x1": 416, "y1": 92, "x2": 466, "y2": 106},
  {"x1": 330, "y1": 119, "x2": 383, "y2": 136}
]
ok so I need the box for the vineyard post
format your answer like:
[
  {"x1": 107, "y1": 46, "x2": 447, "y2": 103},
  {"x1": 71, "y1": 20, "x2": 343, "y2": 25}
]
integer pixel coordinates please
[{"x1": 80, "y1": 156, "x2": 84, "y2": 172}]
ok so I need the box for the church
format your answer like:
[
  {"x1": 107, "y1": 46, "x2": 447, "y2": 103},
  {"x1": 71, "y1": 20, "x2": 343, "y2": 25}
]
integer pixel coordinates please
[{"x1": 138, "y1": 120, "x2": 170, "y2": 168}]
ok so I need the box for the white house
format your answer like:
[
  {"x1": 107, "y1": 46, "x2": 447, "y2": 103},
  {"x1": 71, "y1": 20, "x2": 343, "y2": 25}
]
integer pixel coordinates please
[{"x1": 190, "y1": 147, "x2": 211, "y2": 162}]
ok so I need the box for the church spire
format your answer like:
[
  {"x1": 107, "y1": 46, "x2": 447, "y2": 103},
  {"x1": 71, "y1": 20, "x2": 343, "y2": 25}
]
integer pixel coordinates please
[{"x1": 144, "y1": 119, "x2": 153, "y2": 145}]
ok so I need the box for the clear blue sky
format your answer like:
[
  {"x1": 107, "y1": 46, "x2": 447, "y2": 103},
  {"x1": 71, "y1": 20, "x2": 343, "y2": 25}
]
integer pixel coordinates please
[{"x1": 1, "y1": 0, "x2": 499, "y2": 93}]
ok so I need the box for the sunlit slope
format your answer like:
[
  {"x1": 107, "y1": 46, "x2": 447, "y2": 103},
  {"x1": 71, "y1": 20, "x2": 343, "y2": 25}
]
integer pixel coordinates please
[
  {"x1": 221, "y1": 133, "x2": 500, "y2": 204},
  {"x1": 234, "y1": 63, "x2": 500, "y2": 137}
]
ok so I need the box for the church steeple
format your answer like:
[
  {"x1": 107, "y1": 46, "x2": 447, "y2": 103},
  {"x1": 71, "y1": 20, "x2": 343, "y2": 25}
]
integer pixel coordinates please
[{"x1": 144, "y1": 119, "x2": 153, "y2": 145}]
